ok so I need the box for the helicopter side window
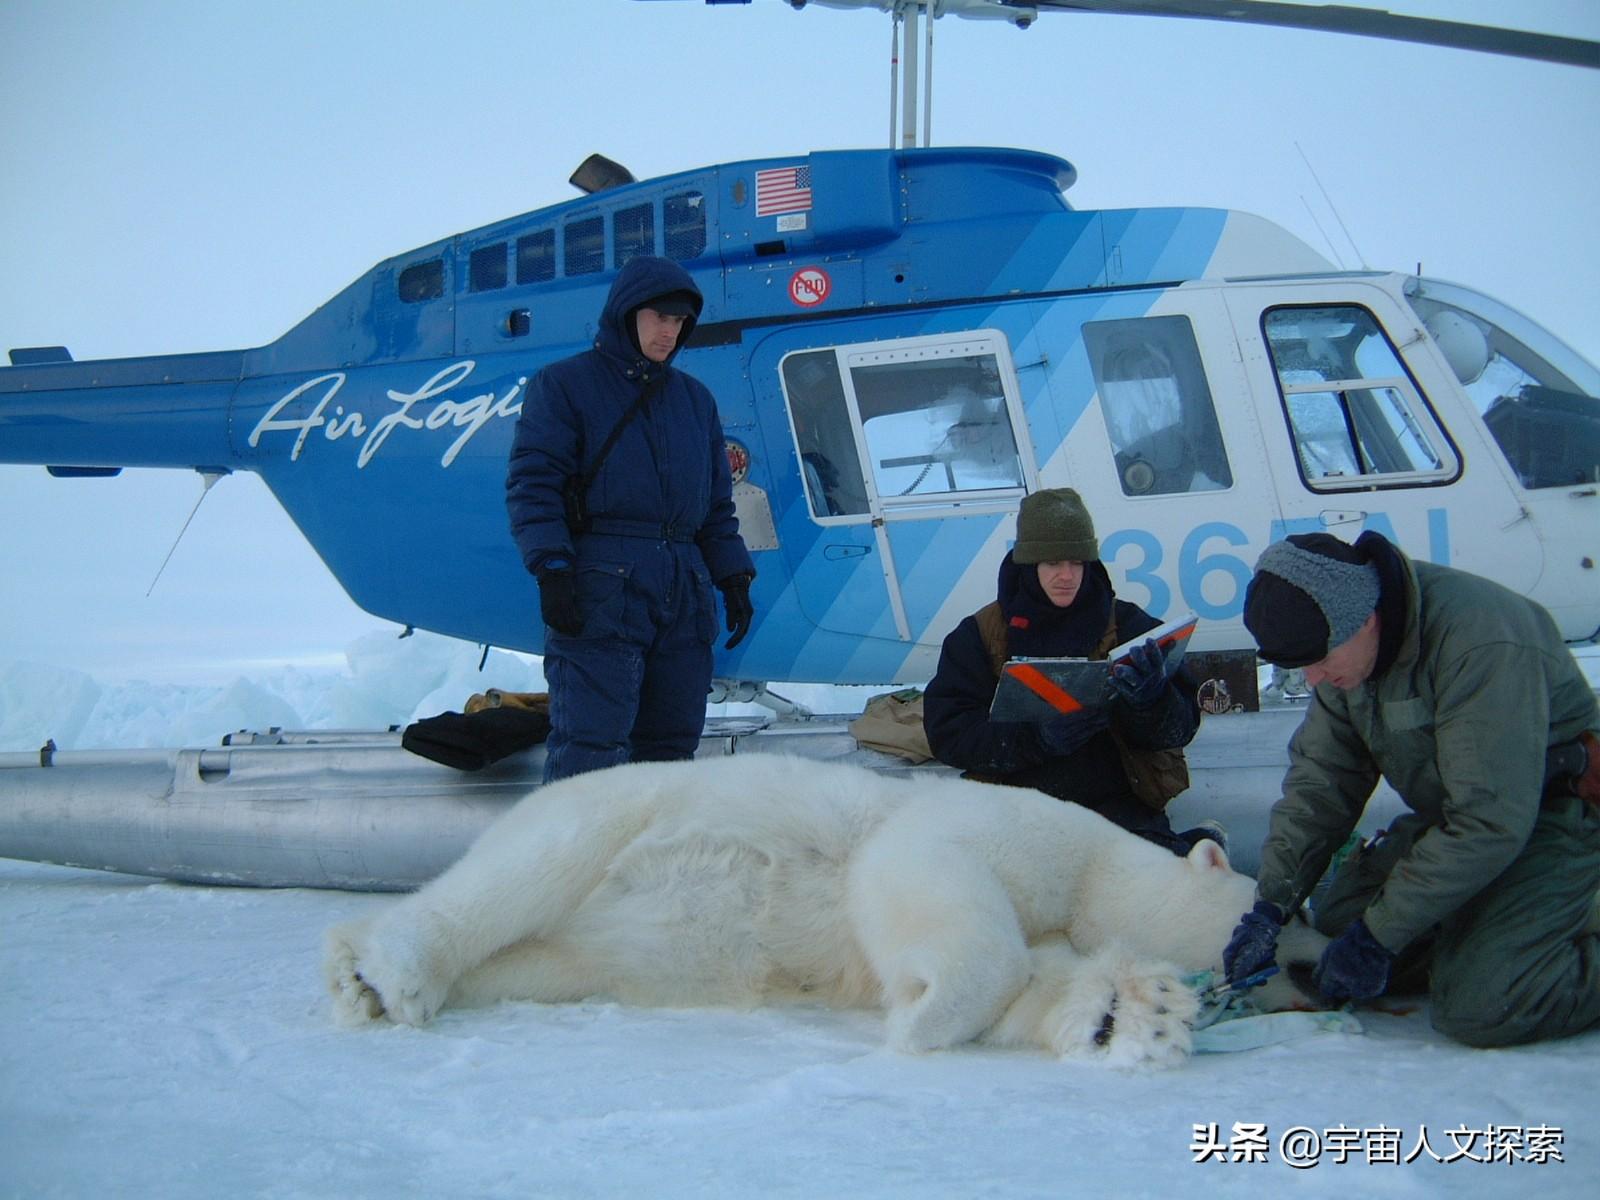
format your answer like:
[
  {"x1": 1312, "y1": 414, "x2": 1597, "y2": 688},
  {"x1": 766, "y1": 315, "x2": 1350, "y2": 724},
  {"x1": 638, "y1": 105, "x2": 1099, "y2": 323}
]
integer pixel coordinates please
[
  {"x1": 563, "y1": 216, "x2": 604, "y2": 276},
  {"x1": 665, "y1": 191, "x2": 706, "y2": 261},
  {"x1": 849, "y1": 354, "x2": 1026, "y2": 502},
  {"x1": 614, "y1": 204, "x2": 655, "y2": 269},
  {"x1": 397, "y1": 258, "x2": 444, "y2": 303},
  {"x1": 1407, "y1": 292, "x2": 1600, "y2": 489},
  {"x1": 516, "y1": 231, "x2": 555, "y2": 284},
  {"x1": 468, "y1": 243, "x2": 508, "y2": 293},
  {"x1": 1082, "y1": 316, "x2": 1233, "y2": 497},
  {"x1": 780, "y1": 350, "x2": 872, "y2": 519},
  {"x1": 1264, "y1": 305, "x2": 1459, "y2": 490},
  {"x1": 780, "y1": 333, "x2": 1032, "y2": 523}
]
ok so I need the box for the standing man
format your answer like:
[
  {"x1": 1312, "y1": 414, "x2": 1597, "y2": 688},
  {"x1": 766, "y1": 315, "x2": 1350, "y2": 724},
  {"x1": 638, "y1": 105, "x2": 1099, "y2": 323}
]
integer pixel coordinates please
[
  {"x1": 1223, "y1": 531, "x2": 1600, "y2": 1047},
  {"x1": 507, "y1": 256, "x2": 754, "y2": 783}
]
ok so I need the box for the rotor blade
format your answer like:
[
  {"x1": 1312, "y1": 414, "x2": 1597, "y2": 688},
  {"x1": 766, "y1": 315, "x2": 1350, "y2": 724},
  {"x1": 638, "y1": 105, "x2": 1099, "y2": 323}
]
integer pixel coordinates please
[{"x1": 1015, "y1": 2, "x2": 1600, "y2": 70}]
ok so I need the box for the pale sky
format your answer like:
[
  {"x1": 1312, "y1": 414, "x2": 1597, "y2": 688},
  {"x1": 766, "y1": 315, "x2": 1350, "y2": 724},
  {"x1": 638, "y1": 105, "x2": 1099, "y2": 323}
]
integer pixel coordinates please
[{"x1": 2, "y1": 0, "x2": 1596, "y2": 683}]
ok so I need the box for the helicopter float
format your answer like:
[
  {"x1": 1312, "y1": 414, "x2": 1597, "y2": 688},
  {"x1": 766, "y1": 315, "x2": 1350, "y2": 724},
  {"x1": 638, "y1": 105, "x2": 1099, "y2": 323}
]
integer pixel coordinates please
[{"x1": 1, "y1": 0, "x2": 1596, "y2": 889}]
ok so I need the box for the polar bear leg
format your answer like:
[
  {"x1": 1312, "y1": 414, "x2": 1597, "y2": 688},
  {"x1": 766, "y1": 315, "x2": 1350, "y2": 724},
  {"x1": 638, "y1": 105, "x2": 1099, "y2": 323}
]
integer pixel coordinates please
[
  {"x1": 447, "y1": 936, "x2": 611, "y2": 1009},
  {"x1": 982, "y1": 938, "x2": 1198, "y2": 1068},
  {"x1": 324, "y1": 797, "x2": 651, "y2": 1026},
  {"x1": 849, "y1": 836, "x2": 1032, "y2": 1053}
]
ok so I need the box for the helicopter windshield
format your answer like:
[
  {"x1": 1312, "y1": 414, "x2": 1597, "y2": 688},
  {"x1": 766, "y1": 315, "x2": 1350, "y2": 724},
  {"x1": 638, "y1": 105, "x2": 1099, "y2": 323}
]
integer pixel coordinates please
[{"x1": 1406, "y1": 279, "x2": 1600, "y2": 490}]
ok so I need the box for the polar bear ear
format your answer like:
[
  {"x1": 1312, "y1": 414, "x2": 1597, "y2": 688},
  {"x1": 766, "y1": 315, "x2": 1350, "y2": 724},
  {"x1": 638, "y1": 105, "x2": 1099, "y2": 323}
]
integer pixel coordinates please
[{"x1": 1186, "y1": 839, "x2": 1231, "y2": 873}]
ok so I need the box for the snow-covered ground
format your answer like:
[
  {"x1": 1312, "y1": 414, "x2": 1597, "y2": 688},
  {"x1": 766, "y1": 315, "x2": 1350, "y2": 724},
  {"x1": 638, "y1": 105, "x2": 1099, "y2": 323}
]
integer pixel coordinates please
[
  {"x1": 4, "y1": 634, "x2": 1599, "y2": 1197},
  {"x1": 3, "y1": 853, "x2": 1595, "y2": 1199}
]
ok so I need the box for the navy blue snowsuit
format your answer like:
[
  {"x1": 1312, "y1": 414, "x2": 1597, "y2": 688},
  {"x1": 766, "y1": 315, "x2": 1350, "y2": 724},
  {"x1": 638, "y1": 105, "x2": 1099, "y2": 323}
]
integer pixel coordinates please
[{"x1": 506, "y1": 257, "x2": 753, "y2": 782}]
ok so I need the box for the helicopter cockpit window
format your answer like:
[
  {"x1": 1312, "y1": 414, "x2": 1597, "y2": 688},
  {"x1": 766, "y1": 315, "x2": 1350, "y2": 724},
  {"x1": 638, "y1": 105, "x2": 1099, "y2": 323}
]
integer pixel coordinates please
[
  {"x1": 397, "y1": 258, "x2": 444, "y2": 303},
  {"x1": 563, "y1": 216, "x2": 604, "y2": 276},
  {"x1": 1264, "y1": 305, "x2": 1459, "y2": 489},
  {"x1": 1406, "y1": 288, "x2": 1600, "y2": 489},
  {"x1": 614, "y1": 204, "x2": 655, "y2": 269},
  {"x1": 1083, "y1": 316, "x2": 1233, "y2": 497},
  {"x1": 516, "y1": 231, "x2": 555, "y2": 284},
  {"x1": 779, "y1": 331, "x2": 1032, "y2": 523},
  {"x1": 665, "y1": 191, "x2": 706, "y2": 261},
  {"x1": 468, "y1": 243, "x2": 508, "y2": 293}
]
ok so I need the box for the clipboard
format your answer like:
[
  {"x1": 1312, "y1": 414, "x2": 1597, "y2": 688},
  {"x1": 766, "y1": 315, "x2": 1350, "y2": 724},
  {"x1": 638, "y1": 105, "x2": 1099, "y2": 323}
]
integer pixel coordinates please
[{"x1": 989, "y1": 611, "x2": 1198, "y2": 722}]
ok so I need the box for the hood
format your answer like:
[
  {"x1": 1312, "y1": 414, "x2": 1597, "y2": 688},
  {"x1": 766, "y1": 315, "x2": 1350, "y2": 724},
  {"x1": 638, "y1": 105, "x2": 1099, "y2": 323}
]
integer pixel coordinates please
[
  {"x1": 595, "y1": 256, "x2": 704, "y2": 368},
  {"x1": 996, "y1": 550, "x2": 1115, "y2": 658}
]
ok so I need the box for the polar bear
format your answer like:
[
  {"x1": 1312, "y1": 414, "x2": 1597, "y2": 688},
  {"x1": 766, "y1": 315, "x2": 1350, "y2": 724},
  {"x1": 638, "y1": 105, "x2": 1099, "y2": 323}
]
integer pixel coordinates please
[{"x1": 326, "y1": 755, "x2": 1322, "y2": 1067}]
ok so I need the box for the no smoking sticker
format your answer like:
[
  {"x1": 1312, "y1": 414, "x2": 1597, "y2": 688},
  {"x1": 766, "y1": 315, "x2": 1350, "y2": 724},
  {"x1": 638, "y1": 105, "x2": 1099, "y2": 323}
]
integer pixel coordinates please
[{"x1": 788, "y1": 267, "x2": 831, "y2": 308}]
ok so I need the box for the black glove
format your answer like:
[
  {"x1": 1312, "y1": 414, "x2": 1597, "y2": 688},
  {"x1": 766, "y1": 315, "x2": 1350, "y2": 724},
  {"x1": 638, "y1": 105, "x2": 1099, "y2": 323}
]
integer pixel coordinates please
[
  {"x1": 718, "y1": 573, "x2": 754, "y2": 650},
  {"x1": 1222, "y1": 900, "x2": 1284, "y2": 985},
  {"x1": 535, "y1": 562, "x2": 582, "y2": 637},
  {"x1": 1106, "y1": 638, "x2": 1169, "y2": 709},
  {"x1": 1313, "y1": 918, "x2": 1393, "y2": 1003},
  {"x1": 1038, "y1": 706, "x2": 1109, "y2": 756}
]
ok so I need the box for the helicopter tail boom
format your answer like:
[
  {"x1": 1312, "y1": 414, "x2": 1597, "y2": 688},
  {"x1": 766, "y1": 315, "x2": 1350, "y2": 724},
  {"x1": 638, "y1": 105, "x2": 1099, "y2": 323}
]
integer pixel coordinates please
[{"x1": 0, "y1": 348, "x2": 244, "y2": 473}]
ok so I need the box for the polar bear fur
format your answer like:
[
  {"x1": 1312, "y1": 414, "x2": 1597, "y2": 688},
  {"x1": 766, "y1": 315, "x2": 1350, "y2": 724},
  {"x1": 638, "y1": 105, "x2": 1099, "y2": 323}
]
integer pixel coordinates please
[{"x1": 326, "y1": 755, "x2": 1322, "y2": 1068}]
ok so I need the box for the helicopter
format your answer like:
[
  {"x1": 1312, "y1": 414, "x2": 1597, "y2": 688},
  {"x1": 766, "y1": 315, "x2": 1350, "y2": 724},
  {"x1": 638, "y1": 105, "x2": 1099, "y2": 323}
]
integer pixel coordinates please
[
  {"x1": 1, "y1": 1, "x2": 1597, "y2": 890},
  {"x1": 2, "y1": 1, "x2": 1597, "y2": 704}
]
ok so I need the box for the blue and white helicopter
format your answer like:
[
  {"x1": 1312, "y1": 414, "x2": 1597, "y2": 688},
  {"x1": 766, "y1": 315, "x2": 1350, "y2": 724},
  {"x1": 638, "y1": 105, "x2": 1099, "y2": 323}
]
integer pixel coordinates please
[{"x1": 1, "y1": 1, "x2": 1596, "y2": 888}]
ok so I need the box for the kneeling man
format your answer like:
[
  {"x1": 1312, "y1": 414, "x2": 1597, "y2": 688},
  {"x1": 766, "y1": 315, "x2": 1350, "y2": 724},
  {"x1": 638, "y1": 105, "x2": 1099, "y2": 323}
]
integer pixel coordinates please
[{"x1": 1224, "y1": 531, "x2": 1600, "y2": 1047}]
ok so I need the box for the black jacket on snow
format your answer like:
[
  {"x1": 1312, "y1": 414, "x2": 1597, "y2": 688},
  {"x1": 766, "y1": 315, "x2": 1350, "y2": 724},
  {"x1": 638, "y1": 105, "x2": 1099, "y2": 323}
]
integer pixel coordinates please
[
  {"x1": 505, "y1": 256, "x2": 753, "y2": 585},
  {"x1": 923, "y1": 553, "x2": 1199, "y2": 810}
]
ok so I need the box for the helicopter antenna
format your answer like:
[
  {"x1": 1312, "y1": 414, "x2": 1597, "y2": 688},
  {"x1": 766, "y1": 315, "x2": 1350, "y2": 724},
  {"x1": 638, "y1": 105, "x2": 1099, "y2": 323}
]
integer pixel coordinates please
[
  {"x1": 1295, "y1": 141, "x2": 1366, "y2": 269},
  {"x1": 1299, "y1": 194, "x2": 1347, "y2": 269},
  {"x1": 145, "y1": 470, "x2": 224, "y2": 597}
]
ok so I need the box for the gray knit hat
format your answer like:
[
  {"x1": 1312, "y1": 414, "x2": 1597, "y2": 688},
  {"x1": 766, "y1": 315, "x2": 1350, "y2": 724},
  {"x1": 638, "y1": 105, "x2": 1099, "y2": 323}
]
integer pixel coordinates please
[
  {"x1": 1243, "y1": 534, "x2": 1380, "y2": 667},
  {"x1": 1012, "y1": 488, "x2": 1098, "y2": 564}
]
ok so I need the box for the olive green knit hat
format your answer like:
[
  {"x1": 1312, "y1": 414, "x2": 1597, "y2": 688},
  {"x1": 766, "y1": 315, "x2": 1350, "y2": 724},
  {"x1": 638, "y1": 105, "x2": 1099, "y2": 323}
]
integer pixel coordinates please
[{"x1": 1012, "y1": 488, "x2": 1099, "y2": 564}]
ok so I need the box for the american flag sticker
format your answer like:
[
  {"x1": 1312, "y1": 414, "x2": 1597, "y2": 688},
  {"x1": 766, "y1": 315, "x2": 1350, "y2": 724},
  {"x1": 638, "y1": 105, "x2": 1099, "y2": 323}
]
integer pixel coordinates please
[{"x1": 755, "y1": 165, "x2": 813, "y2": 217}]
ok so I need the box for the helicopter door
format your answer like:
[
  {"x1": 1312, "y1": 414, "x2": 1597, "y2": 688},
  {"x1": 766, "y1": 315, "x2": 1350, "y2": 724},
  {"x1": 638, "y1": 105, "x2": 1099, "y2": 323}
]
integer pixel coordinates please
[
  {"x1": 1224, "y1": 280, "x2": 1542, "y2": 592},
  {"x1": 1059, "y1": 302, "x2": 1282, "y2": 624},
  {"x1": 776, "y1": 329, "x2": 1037, "y2": 643}
]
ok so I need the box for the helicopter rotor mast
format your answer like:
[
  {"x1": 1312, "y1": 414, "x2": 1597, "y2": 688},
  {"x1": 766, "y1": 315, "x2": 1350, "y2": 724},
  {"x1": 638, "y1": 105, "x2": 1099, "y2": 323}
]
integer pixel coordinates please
[{"x1": 890, "y1": 2, "x2": 936, "y2": 149}]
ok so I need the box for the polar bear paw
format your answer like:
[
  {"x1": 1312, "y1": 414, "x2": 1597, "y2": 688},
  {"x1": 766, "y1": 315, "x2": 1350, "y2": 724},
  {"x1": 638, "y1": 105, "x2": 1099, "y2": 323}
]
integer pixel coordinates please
[
  {"x1": 1089, "y1": 956, "x2": 1197, "y2": 1070},
  {"x1": 325, "y1": 919, "x2": 386, "y2": 1025},
  {"x1": 324, "y1": 915, "x2": 451, "y2": 1028},
  {"x1": 986, "y1": 944, "x2": 1197, "y2": 1069}
]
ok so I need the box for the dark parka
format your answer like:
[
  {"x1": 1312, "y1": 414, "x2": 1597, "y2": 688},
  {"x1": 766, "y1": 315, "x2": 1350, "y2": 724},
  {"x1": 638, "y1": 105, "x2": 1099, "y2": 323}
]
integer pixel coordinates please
[
  {"x1": 505, "y1": 256, "x2": 751, "y2": 584},
  {"x1": 505, "y1": 257, "x2": 753, "y2": 781},
  {"x1": 923, "y1": 553, "x2": 1199, "y2": 822}
]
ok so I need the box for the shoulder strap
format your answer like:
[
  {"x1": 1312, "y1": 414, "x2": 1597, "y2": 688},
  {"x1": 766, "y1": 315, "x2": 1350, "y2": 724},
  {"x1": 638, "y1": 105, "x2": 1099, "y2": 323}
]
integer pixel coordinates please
[
  {"x1": 574, "y1": 371, "x2": 666, "y2": 500},
  {"x1": 1092, "y1": 609, "x2": 1120, "y2": 660},
  {"x1": 973, "y1": 602, "x2": 1009, "y2": 679}
]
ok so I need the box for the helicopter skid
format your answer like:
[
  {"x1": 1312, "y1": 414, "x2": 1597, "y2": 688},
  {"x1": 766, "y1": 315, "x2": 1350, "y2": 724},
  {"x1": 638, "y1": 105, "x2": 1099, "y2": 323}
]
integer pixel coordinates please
[{"x1": 0, "y1": 703, "x2": 1413, "y2": 891}]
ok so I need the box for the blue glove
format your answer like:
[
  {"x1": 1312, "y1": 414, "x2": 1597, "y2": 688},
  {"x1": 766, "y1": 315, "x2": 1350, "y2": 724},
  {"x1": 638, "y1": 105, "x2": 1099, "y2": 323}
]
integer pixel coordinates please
[
  {"x1": 1038, "y1": 706, "x2": 1109, "y2": 755},
  {"x1": 1313, "y1": 919, "x2": 1393, "y2": 1003},
  {"x1": 1106, "y1": 638, "x2": 1169, "y2": 709},
  {"x1": 1222, "y1": 900, "x2": 1284, "y2": 985}
]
